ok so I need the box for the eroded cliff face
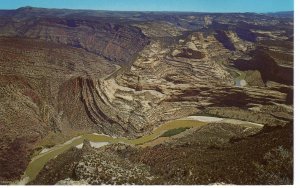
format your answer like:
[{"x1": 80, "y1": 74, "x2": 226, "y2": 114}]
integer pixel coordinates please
[
  {"x1": 0, "y1": 9, "x2": 150, "y2": 64},
  {"x1": 0, "y1": 8, "x2": 293, "y2": 183},
  {"x1": 85, "y1": 28, "x2": 289, "y2": 137}
]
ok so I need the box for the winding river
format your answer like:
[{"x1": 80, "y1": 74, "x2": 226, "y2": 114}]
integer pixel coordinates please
[{"x1": 16, "y1": 116, "x2": 263, "y2": 185}]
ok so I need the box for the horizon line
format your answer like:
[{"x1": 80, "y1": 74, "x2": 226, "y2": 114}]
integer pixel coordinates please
[{"x1": 0, "y1": 6, "x2": 294, "y2": 14}]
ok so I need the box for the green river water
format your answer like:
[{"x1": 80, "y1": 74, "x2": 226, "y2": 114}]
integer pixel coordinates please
[{"x1": 19, "y1": 119, "x2": 207, "y2": 184}]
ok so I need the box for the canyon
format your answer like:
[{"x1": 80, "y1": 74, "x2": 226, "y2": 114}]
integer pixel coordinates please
[{"x1": 0, "y1": 7, "x2": 293, "y2": 185}]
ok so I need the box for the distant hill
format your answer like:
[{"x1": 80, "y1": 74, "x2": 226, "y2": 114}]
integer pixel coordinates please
[{"x1": 265, "y1": 11, "x2": 293, "y2": 18}]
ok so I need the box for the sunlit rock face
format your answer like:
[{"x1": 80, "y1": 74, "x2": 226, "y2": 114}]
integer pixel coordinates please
[{"x1": 0, "y1": 7, "x2": 293, "y2": 183}]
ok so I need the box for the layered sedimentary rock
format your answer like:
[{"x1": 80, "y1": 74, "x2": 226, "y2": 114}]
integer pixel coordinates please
[{"x1": 0, "y1": 8, "x2": 150, "y2": 64}]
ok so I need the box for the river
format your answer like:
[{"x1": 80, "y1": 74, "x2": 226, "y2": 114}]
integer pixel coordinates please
[{"x1": 16, "y1": 116, "x2": 263, "y2": 184}]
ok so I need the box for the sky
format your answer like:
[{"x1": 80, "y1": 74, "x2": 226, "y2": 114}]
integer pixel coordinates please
[{"x1": 0, "y1": 0, "x2": 294, "y2": 13}]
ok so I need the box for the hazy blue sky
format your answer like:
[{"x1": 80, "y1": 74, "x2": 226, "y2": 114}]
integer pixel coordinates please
[{"x1": 0, "y1": 0, "x2": 294, "y2": 12}]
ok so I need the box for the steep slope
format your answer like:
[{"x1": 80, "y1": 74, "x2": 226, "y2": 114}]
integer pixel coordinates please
[{"x1": 0, "y1": 37, "x2": 117, "y2": 182}]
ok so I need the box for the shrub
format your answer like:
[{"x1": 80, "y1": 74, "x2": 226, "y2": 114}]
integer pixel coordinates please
[{"x1": 253, "y1": 146, "x2": 293, "y2": 184}]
